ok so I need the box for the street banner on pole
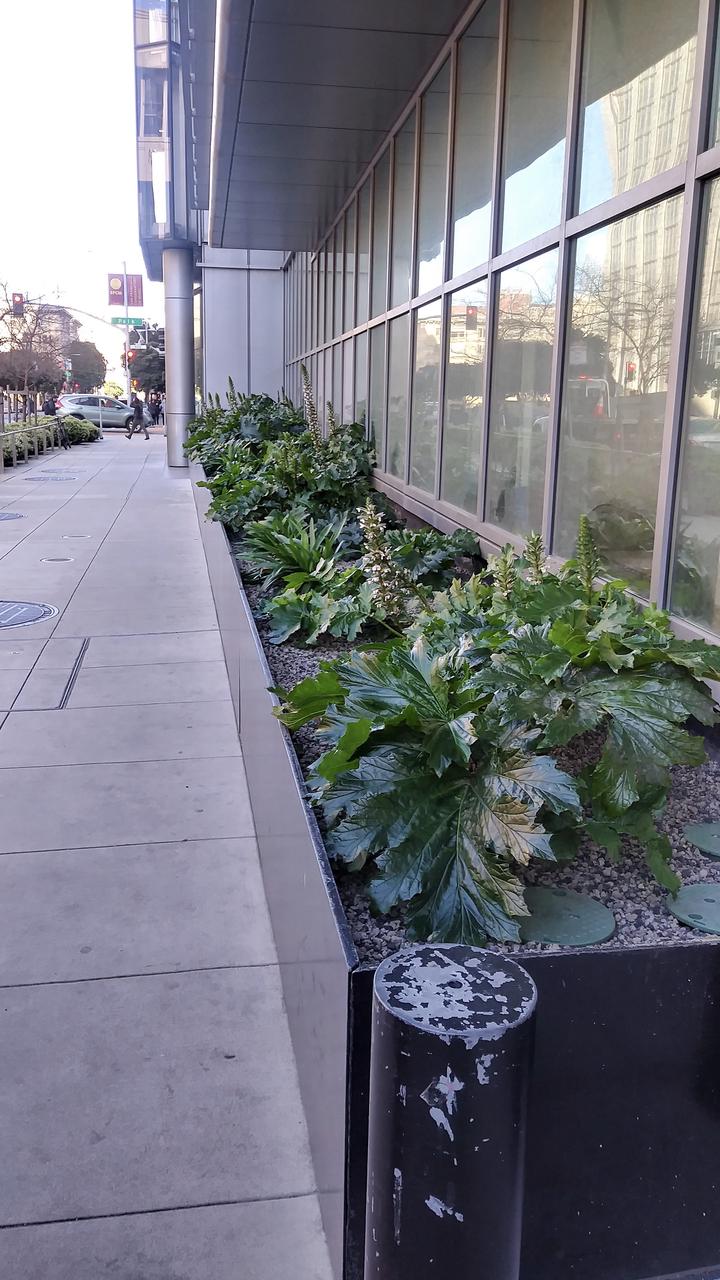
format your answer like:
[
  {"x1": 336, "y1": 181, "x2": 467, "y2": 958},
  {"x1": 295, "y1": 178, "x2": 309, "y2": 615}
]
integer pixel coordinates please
[
  {"x1": 126, "y1": 275, "x2": 143, "y2": 307},
  {"x1": 108, "y1": 274, "x2": 144, "y2": 307}
]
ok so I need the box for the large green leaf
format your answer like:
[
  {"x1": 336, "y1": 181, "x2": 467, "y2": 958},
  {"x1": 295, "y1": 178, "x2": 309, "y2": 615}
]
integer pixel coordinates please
[{"x1": 321, "y1": 728, "x2": 577, "y2": 943}]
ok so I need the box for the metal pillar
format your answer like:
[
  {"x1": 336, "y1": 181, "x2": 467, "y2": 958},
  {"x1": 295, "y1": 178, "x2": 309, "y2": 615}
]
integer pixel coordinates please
[
  {"x1": 163, "y1": 246, "x2": 195, "y2": 468},
  {"x1": 365, "y1": 945, "x2": 537, "y2": 1280}
]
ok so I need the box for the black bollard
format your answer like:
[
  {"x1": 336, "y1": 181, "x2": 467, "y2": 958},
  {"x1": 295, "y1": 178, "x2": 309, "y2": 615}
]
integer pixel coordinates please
[{"x1": 364, "y1": 944, "x2": 537, "y2": 1279}]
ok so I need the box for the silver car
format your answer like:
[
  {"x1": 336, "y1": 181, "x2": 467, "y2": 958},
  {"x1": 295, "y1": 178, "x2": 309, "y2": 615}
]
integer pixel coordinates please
[{"x1": 57, "y1": 394, "x2": 153, "y2": 430}]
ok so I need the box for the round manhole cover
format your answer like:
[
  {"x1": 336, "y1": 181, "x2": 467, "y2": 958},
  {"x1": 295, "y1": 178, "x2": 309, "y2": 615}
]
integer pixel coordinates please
[
  {"x1": 0, "y1": 513, "x2": 24, "y2": 521},
  {"x1": 0, "y1": 600, "x2": 58, "y2": 628}
]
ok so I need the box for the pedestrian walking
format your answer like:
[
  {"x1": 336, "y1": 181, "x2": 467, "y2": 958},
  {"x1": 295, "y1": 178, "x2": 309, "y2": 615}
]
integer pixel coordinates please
[
  {"x1": 43, "y1": 393, "x2": 70, "y2": 450},
  {"x1": 126, "y1": 393, "x2": 149, "y2": 441},
  {"x1": 149, "y1": 392, "x2": 161, "y2": 427}
]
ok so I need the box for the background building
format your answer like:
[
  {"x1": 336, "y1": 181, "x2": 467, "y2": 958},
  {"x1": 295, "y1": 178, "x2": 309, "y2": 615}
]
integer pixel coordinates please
[{"x1": 135, "y1": 0, "x2": 720, "y2": 640}]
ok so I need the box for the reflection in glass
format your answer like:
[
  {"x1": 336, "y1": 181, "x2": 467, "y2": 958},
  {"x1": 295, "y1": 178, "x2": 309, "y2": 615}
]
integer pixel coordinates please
[
  {"x1": 344, "y1": 204, "x2": 355, "y2": 333},
  {"x1": 343, "y1": 339, "x2": 354, "y2": 424},
  {"x1": 554, "y1": 197, "x2": 682, "y2": 591},
  {"x1": 500, "y1": 0, "x2": 572, "y2": 252},
  {"x1": 451, "y1": 0, "x2": 500, "y2": 278},
  {"x1": 416, "y1": 62, "x2": 450, "y2": 295},
  {"x1": 577, "y1": 0, "x2": 699, "y2": 213},
  {"x1": 486, "y1": 250, "x2": 558, "y2": 534},
  {"x1": 371, "y1": 151, "x2": 391, "y2": 317},
  {"x1": 135, "y1": 0, "x2": 167, "y2": 45},
  {"x1": 671, "y1": 181, "x2": 720, "y2": 628},
  {"x1": 355, "y1": 330, "x2": 368, "y2": 426},
  {"x1": 410, "y1": 301, "x2": 443, "y2": 492},
  {"x1": 325, "y1": 242, "x2": 333, "y2": 342},
  {"x1": 387, "y1": 314, "x2": 410, "y2": 478},
  {"x1": 334, "y1": 222, "x2": 344, "y2": 340},
  {"x1": 332, "y1": 343, "x2": 342, "y2": 423},
  {"x1": 311, "y1": 255, "x2": 318, "y2": 349},
  {"x1": 369, "y1": 324, "x2": 386, "y2": 462},
  {"x1": 357, "y1": 180, "x2": 371, "y2": 326},
  {"x1": 441, "y1": 280, "x2": 488, "y2": 512},
  {"x1": 391, "y1": 115, "x2": 417, "y2": 308}
]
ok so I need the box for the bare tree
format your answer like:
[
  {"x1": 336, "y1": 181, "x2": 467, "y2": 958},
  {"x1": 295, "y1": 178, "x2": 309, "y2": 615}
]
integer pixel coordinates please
[
  {"x1": 571, "y1": 263, "x2": 676, "y2": 396},
  {"x1": 0, "y1": 284, "x2": 80, "y2": 404}
]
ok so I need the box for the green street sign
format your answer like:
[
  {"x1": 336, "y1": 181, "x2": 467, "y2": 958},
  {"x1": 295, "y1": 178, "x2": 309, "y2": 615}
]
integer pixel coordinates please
[{"x1": 111, "y1": 316, "x2": 144, "y2": 327}]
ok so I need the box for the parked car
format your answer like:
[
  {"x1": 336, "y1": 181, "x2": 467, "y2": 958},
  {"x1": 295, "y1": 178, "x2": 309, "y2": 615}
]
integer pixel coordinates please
[{"x1": 56, "y1": 394, "x2": 152, "y2": 430}]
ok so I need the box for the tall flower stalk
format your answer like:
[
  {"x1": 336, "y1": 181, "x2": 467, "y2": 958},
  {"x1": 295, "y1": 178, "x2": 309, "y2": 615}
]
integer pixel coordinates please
[{"x1": 300, "y1": 363, "x2": 322, "y2": 448}]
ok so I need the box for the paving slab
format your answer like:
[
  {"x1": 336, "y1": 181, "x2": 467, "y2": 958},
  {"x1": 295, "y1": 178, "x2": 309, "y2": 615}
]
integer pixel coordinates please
[
  {"x1": 0, "y1": 967, "x2": 314, "y2": 1223},
  {"x1": 0, "y1": 755, "x2": 253, "y2": 852},
  {"x1": 0, "y1": 1196, "x2": 333, "y2": 1280},
  {"x1": 82, "y1": 629, "x2": 225, "y2": 665},
  {"x1": 0, "y1": 700, "x2": 241, "y2": 768},
  {"x1": 0, "y1": 838, "x2": 275, "y2": 983},
  {"x1": 67, "y1": 660, "x2": 232, "y2": 707}
]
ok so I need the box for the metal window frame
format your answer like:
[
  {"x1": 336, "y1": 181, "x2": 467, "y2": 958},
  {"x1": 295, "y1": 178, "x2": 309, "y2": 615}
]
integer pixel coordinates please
[{"x1": 282, "y1": 0, "x2": 720, "y2": 642}]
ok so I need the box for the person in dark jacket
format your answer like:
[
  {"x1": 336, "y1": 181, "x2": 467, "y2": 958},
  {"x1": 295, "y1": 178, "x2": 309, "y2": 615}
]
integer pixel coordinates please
[
  {"x1": 126, "y1": 393, "x2": 149, "y2": 441},
  {"x1": 43, "y1": 394, "x2": 70, "y2": 450}
]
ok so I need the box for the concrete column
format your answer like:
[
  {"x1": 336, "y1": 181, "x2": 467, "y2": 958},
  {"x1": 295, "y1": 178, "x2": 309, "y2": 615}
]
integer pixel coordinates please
[{"x1": 163, "y1": 246, "x2": 195, "y2": 468}]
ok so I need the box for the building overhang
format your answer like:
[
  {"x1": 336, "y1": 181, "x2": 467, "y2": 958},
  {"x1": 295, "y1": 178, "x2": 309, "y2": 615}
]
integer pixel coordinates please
[{"x1": 208, "y1": 0, "x2": 473, "y2": 252}]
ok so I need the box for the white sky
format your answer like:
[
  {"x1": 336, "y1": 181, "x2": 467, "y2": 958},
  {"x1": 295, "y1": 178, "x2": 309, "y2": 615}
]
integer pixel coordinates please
[{"x1": 1, "y1": 0, "x2": 165, "y2": 380}]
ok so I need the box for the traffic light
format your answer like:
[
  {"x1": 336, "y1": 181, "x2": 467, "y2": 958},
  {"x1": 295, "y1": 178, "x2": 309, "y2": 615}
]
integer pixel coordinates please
[
  {"x1": 625, "y1": 361, "x2": 636, "y2": 383},
  {"x1": 127, "y1": 349, "x2": 136, "y2": 363},
  {"x1": 11, "y1": 292, "x2": 24, "y2": 318},
  {"x1": 466, "y1": 305, "x2": 478, "y2": 331}
]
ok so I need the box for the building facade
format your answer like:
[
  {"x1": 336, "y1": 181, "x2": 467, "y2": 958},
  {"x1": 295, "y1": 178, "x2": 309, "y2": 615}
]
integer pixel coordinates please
[{"x1": 135, "y1": 0, "x2": 720, "y2": 642}]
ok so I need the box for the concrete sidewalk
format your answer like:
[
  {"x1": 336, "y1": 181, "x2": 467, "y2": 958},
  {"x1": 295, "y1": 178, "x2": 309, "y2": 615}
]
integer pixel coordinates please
[{"x1": 0, "y1": 437, "x2": 331, "y2": 1278}]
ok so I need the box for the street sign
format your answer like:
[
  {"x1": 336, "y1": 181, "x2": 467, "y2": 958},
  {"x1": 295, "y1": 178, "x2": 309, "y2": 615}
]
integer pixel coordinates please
[{"x1": 111, "y1": 316, "x2": 144, "y2": 327}]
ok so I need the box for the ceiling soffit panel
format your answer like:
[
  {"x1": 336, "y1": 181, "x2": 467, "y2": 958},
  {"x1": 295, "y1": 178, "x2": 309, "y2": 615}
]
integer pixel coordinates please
[{"x1": 209, "y1": 0, "x2": 471, "y2": 251}]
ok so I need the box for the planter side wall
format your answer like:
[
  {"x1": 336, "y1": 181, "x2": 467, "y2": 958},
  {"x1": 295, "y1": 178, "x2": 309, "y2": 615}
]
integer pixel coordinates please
[{"x1": 191, "y1": 469, "x2": 354, "y2": 1279}]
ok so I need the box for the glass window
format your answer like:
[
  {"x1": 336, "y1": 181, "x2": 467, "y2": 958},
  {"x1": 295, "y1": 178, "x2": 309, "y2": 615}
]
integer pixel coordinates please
[
  {"x1": 500, "y1": 0, "x2": 573, "y2": 252},
  {"x1": 386, "y1": 314, "x2": 410, "y2": 478},
  {"x1": 451, "y1": 0, "x2": 500, "y2": 279},
  {"x1": 357, "y1": 179, "x2": 371, "y2": 325},
  {"x1": 441, "y1": 279, "x2": 488, "y2": 512},
  {"x1": 355, "y1": 330, "x2": 368, "y2": 427},
  {"x1": 325, "y1": 240, "x2": 333, "y2": 342},
  {"x1": 135, "y1": 0, "x2": 167, "y2": 46},
  {"x1": 390, "y1": 114, "x2": 417, "y2": 309},
  {"x1": 333, "y1": 222, "x2": 344, "y2": 340},
  {"x1": 554, "y1": 197, "x2": 682, "y2": 591},
  {"x1": 415, "y1": 61, "x2": 451, "y2": 296},
  {"x1": 311, "y1": 254, "x2": 318, "y2": 350},
  {"x1": 577, "y1": 0, "x2": 699, "y2": 214},
  {"x1": 319, "y1": 247, "x2": 327, "y2": 346},
  {"x1": 369, "y1": 324, "x2": 387, "y2": 461},
  {"x1": 410, "y1": 300, "x2": 443, "y2": 492},
  {"x1": 670, "y1": 180, "x2": 720, "y2": 628},
  {"x1": 486, "y1": 249, "x2": 559, "y2": 534},
  {"x1": 344, "y1": 203, "x2": 356, "y2": 333},
  {"x1": 332, "y1": 343, "x2": 342, "y2": 419},
  {"x1": 343, "y1": 339, "x2": 354, "y2": 423},
  {"x1": 371, "y1": 151, "x2": 391, "y2": 317}
]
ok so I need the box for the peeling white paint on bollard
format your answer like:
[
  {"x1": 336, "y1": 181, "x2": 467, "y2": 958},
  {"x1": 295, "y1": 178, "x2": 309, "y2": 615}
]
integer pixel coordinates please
[{"x1": 364, "y1": 945, "x2": 537, "y2": 1279}]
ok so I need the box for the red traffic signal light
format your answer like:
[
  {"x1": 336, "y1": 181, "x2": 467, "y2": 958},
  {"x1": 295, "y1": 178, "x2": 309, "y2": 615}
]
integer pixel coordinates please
[
  {"x1": 127, "y1": 349, "x2": 136, "y2": 363},
  {"x1": 466, "y1": 305, "x2": 478, "y2": 331},
  {"x1": 11, "y1": 292, "x2": 24, "y2": 317}
]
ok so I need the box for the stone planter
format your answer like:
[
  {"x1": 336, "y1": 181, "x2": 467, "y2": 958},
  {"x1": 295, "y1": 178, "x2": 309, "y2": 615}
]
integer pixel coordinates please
[{"x1": 191, "y1": 465, "x2": 720, "y2": 1280}]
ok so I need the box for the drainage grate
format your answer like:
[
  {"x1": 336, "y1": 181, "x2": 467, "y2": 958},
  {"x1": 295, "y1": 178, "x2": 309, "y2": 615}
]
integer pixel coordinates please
[
  {"x1": 0, "y1": 601, "x2": 58, "y2": 628},
  {"x1": 0, "y1": 513, "x2": 24, "y2": 521},
  {"x1": 41, "y1": 557, "x2": 74, "y2": 563},
  {"x1": 62, "y1": 534, "x2": 91, "y2": 540},
  {"x1": 25, "y1": 475, "x2": 78, "y2": 483}
]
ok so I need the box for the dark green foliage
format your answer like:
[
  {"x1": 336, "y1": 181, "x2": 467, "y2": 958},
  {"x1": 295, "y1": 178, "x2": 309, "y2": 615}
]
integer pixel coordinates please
[
  {"x1": 275, "y1": 524, "x2": 720, "y2": 940},
  {"x1": 385, "y1": 526, "x2": 479, "y2": 589}
]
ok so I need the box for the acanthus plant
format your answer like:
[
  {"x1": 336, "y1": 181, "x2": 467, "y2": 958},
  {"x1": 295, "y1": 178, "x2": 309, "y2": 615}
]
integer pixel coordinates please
[{"x1": 275, "y1": 523, "x2": 720, "y2": 943}]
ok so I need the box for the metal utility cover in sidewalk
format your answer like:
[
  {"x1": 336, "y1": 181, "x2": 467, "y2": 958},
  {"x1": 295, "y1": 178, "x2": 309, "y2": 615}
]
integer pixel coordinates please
[{"x1": 0, "y1": 601, "x2": 58, "y2": 628}]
